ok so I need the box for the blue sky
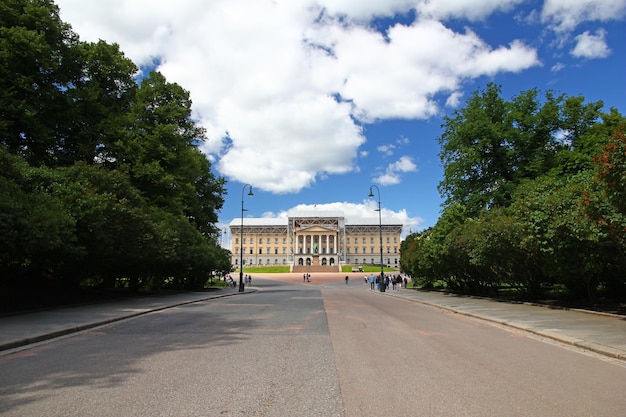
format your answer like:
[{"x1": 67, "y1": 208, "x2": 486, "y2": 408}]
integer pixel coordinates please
[{"x1": 55, "y1": 0, "x2": 626, "y2": 247}]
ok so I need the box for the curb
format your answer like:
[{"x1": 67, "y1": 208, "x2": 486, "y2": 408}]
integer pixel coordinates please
[
  {"x1": 380, "y1": 290, "x2": 626, "y2": 361},
  {"x1": 0, "y1": 289, "x2": 258, "y2": 353}
]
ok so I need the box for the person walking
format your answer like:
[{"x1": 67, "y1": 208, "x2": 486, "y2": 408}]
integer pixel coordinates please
[
  {"x1": 369, "y1": 274, "x2": 375, "y2": 289},
  {"x1": 345, "y1": 275, "x2": 349, "y2": 285}
]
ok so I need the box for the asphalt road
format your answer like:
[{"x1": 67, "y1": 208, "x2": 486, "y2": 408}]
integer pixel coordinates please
[{"x1": 0, "y1": 278, "x2": 625, "y2": 417}]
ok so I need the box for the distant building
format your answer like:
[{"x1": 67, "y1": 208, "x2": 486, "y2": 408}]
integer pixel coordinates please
[{"x1": 229, "y1": 210, "x2": 402, "y2": 271}]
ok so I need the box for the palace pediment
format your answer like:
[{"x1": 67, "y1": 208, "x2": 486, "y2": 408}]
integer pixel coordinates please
[{"x1": 298, "y1": 225, "x2": 336, "y2": 233}]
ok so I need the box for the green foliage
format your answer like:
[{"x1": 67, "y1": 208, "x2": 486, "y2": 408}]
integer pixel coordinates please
[
  {"x1": 438, "y1": 83, "x2": 604, "y2": 217},
  {"x1": 0, "y1": 1, "x2": 229, "y2": 304},
  {"x1": 508, "y1": 173, "x2": 604, "y2": 298},
  {"x1": 406, "y1": 83, "x2": 626, "y2": 302},
  {"x1": 583, "y1": 126, "x2": 626, "y2": 296},
  {"x1": 0, "y1": 149, "x2": 80, "y2": 286}
]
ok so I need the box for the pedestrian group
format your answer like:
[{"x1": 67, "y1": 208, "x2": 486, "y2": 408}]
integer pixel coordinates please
[{"x1": 366, "y1": 273, "x2": 407, "y2": 290}]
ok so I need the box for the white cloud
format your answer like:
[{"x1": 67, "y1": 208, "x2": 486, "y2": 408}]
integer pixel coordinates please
[
  {"x1": 313, "y1": 0, "x2": 415, "y2": 22},
  {"x1": 263, "y1": 201, "x2": 422, "y2": 237},
  {"x1": 551, "y1": 62, "x2": 566, "y2": 72},
  {"x1": 377, "y1": 144, "x2": 396, "y2": 156},
  {"x1": 446, "y1": 91, "x2": 464, "y2": 107},
  {"x1": 374, "y1": 156, "x2": 418, "y2": 185},
  {"x1": 56, "y1": 0, "x2": 540, "y2": 194},
  {"x1": 308, "y1": 19, "x2": 539, "y2": 122},
  {"x1": 541, "y1": 0, "x2": 626, "y2": 32},
  {"x1": 416, "y1": 0, "x2": 526, "y2": 21},
  {"x1": 571, "y1": 29, "x2": 611, "y2": 58},
  {"x1": 397, "y1": 136, "x2": 410, "y2": 145}
]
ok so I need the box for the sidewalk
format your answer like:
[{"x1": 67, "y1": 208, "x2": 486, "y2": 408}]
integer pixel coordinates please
[
  {"x1": 1, "y1": 285, "x2": 625, "y2": 361},
  {"x1": 0, "y1": 289, "x2": 256, "y2": 352},
  {"x1": 381, "y1": 288, "x2": 626, "y2": 361}
]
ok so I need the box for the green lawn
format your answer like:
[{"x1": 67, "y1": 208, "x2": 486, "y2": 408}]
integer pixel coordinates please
[
  {"x1": 341, "y1": 265, "x2": 398, "y2": 273},
  {"x1": 233, "y1": 265, "x2": 399, "y2": 274},
  {"x1": 236, "y1": 266, "x2": 291, "y2": 273}
]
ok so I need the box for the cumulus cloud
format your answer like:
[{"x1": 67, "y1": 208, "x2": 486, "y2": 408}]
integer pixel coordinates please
[
  {"x1": 571, "y1": 29, "x2": 611, "y2": 58},
  {"x1": 57, "y1": 0, "x2": 541, "y2": 195},
  {"x1": 374, "y1": 156, "x2": 418, "y2": 186},
  {"x1": 265, "y1": 201, "x2": 422, "y2": 237},
  {"x1": 446, "y1": 91, "x2": 464, "y2": 107},
  {"x1": 541, "y1": 0, "x2": 626, "y2": 32},
  {"x1": 416, "y1": 0, "x2": 526, "y2": 21}
]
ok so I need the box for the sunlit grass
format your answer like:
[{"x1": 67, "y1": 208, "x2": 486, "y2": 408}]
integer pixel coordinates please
[
  {"x1": 341, "y1": 265, "x2": 399, "y2": 273},
  {"x1": 237, "y1": 266, "x2": 291, "y2": 273},
  {"x1": 233, "y1": 265, "x2": 399, "y2": 274}
]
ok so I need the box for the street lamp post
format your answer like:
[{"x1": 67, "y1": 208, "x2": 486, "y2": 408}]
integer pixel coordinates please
[
  {"x1": 368, "y1": 185, "x2": 385, "y2": 292},
  {"x1": 240, "y1": 184, "x2": 253, "y2": 292}
]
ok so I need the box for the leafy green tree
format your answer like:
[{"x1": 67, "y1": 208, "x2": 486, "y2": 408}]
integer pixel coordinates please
[
  {"x1": 584, "y1": 126, "x2": 626, "y2": 296},
  {"x1": 507, "y1": 174, "x2": 602, "y2": 299},
  {"x1": 438, "y1": 83, "x2": 513, "y2": 214},
  {"x1": 52, "y1": 163, "x2": 155, "y2": 287},
  {"x1": 112, "y1": 72, "x2": 224, "y2": 218},
  {"x1": 0, "y1": 149, "x2": 80, "y2": 295},
  {"x1": 0, "y1": 0, "x2": 82, "y2": 164},
  {"x1": 438, "y1": 83, "x2": 604, "y2": 216},
  {"x1": 61, "y1": 41, "x2": 138, "y2": 166},
  {"x1": 1, "y1": 2, "x2": 229, "y2": 300},
  {"x1": 400, "y1": 231, "x2": 431, "y2": 286},
  {"x1": 418, "y1": 204, "x2": 468, "y2": 289}
]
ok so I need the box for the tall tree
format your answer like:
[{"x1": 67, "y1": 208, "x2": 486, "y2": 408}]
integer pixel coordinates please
[
  {"x1": 1, "y1": 2, "x2": 229, "y2": 298},
  {"x1": 61, "y1": 41, "x2": 138, "y2": 166},
  {"x1": 0, "y1": 0, "x2": 82, "y2": 164},
  {"x1": 113, "y1": 72, "x2": 212, "y2": 211},
  {"x1": 438, "y1": 83, "x2": 512, "y2": 214},
  {"x1": 437, "y1": 83, "x2": 604, "y2": 216}
]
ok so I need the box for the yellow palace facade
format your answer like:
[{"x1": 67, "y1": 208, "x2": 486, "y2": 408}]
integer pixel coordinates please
[{"x1": 229, "y1": 210, "x2": 402, "y2": 271}]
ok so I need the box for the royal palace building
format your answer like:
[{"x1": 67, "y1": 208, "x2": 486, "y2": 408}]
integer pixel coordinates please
[{"x1": 229, "y1": 211, "x2": 403, "y2": 272}]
